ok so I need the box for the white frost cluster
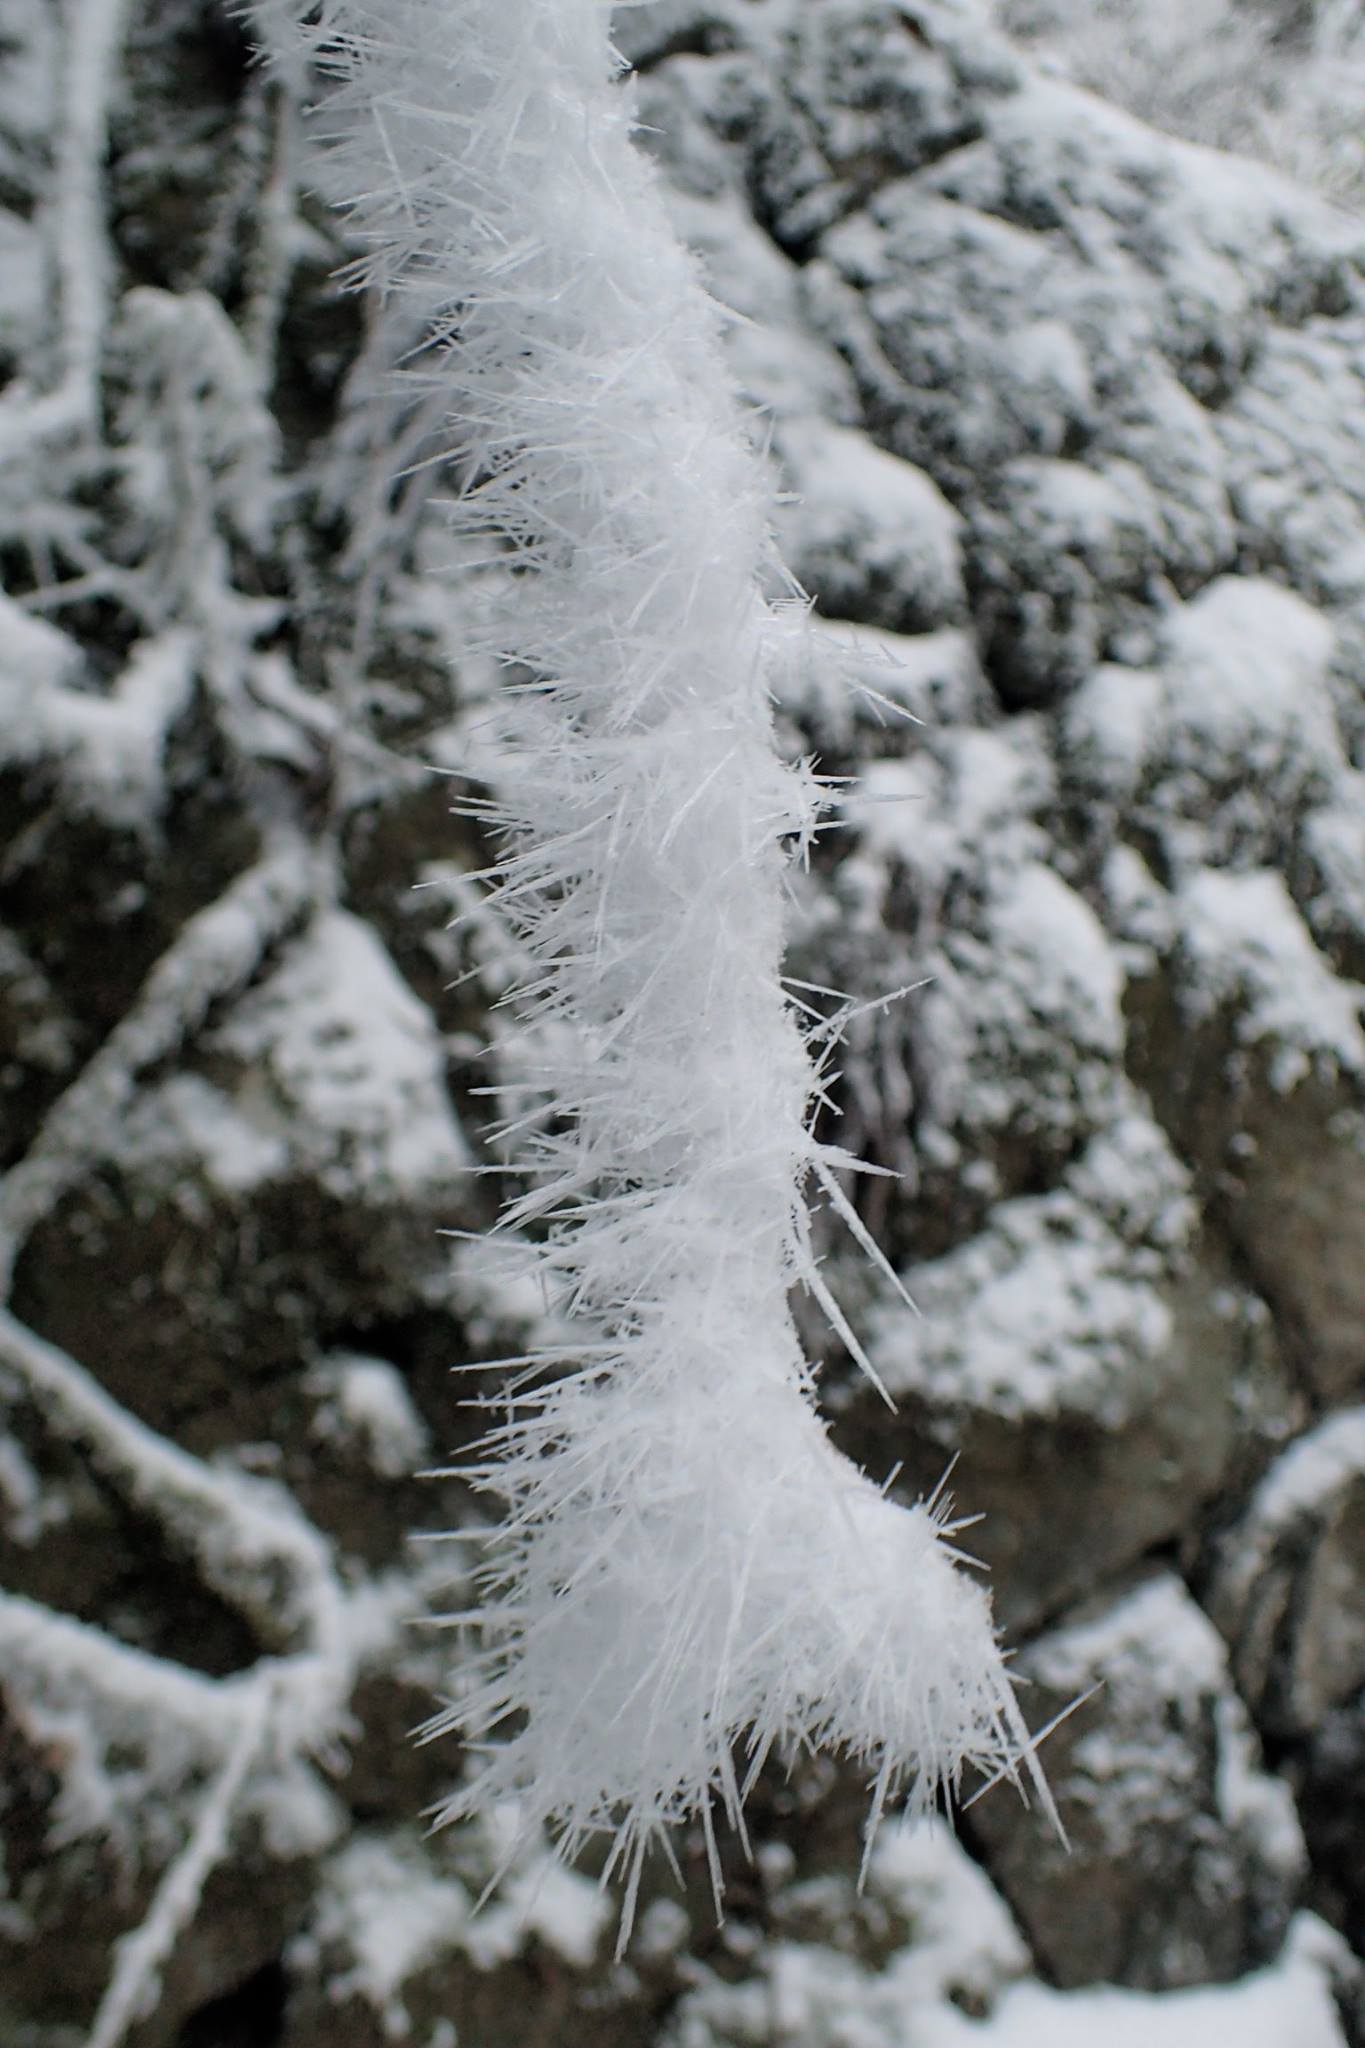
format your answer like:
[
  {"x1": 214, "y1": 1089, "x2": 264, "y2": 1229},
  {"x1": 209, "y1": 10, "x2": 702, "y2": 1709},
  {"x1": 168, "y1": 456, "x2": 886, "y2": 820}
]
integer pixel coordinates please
[{"x1": 251, "y1": 0, "x2": 1044, "y2": 1927}]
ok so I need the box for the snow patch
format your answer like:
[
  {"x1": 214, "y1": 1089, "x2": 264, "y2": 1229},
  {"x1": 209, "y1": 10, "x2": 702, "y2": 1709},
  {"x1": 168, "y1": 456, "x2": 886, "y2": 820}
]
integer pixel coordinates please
[
  {"x1": 214, "y1": 910, "x2": 471, "y2": 1197},
  {"x1": 0, "y1": 611, "x2": 198, "y2": 830},
  {"x1": 774, "y1": 415, "x2": 965, "y2": 627},
  {"x1": 1159, "y1": 578, "x2": 1341, "y2": 809},
  {"x1": 869, "y1": 1117, "x2": 1192, "y2": 1423},
  {"x1": 921, "y1": 1915, "x2": 1348, "y2": 2048},
  {"x1": 302, "y1": 1824, "x2": 608, "y2": 2033},
  {"x1": 117, "y1": 1072, "x2": 290, "y2": 1196},
  {"x1": 308, "y1": 1353, "x2": 430, "y2": 1478},
  {"x1": 1175, "y1": 869, "x2": 1365, "y2": 1091},
  {"x1": 1214, "y1": 1407, "x2": 1365, "y2": 1616}
]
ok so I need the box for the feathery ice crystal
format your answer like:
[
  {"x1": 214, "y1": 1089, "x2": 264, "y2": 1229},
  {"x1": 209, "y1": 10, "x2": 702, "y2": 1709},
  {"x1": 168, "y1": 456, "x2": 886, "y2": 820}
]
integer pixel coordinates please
[{"x1": 252, "y1": 0, "x2": 1048, "y2": 1933}]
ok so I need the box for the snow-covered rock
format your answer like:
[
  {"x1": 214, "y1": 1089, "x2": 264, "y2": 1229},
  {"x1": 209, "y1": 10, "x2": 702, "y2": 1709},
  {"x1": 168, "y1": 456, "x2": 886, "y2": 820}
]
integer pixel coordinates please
[
  {"x1": 970, "y1": 1574, "x2": 1308, "y2": 1989},
  {"x1": 4, "y1": 0, "x2": 1365, "y2": 2036}
]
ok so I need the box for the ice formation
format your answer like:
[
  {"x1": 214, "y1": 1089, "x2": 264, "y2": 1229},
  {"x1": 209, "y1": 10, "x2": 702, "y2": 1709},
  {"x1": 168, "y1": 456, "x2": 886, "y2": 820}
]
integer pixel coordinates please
[{"x1": 250, "y1": 0, "x2": 1045, "y2": 1926}]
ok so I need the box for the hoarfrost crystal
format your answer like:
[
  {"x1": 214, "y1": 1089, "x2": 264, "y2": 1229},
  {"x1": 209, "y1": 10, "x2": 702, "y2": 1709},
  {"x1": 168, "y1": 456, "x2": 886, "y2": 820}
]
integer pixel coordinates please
[{"x1": 252, "y1": 0, "x2": 1048, "y2": 1932}]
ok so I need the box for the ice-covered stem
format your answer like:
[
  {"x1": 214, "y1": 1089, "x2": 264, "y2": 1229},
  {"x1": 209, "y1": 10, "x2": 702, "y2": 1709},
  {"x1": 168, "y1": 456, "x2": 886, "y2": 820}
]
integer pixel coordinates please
[{"x1": 252, "y1": 0, "x2": 1046, "y2": 1921}]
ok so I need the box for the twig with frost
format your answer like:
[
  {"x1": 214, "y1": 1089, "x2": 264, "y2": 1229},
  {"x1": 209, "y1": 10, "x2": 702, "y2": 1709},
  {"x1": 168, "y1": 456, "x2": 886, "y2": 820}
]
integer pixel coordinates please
[
  {"x1": 86, "y1": 1683, "x2": 269, "y2": 2048},
  {"x1": 0, "y1": 1300, "x2": 358, "y2": 2048},
  {"x1": 1, "y1": 1581, "x2": 370, "y2": 2048},
  {"x1": 253, "y1": 0, "x2": 1049, "y2": 1933},
  {"x1": 0, "y1": 1310, "x2": 346, "y2": 1676},
  {"x1": 0, "y1": 1547, "x2": 451, "y2": 2046},
  {"x1": 0, "y1": 1597, "x2": 310, "y2": 2048},
  {"x1": 0, "y1": 0, "x2": 130, "y2": 462},
  {"x1": 0, "y1": 831, "x2": 322, "y2": 1289},
  {"x1": 0, "y1": 1591, "x2": 250, "y2": 1753}
]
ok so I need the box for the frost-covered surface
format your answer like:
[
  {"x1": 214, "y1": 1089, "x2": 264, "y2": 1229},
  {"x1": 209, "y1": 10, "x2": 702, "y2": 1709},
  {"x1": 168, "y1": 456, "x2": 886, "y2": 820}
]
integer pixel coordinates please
[
  {"x1": 969, "y1": 1573, "x2": 1309, "y2": 1986},
  {"x1": 2, "y1": 0, "x2": 1365, "y2": 2040},
  {"x1": 991, "y1": 0, "x2": 1365, "y2": 209}
]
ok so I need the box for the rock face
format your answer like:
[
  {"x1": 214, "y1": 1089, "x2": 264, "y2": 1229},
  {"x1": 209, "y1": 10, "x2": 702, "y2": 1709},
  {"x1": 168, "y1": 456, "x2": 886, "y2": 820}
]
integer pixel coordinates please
[
  {"x1": 1, "y1": 0, "x2": 1364, "y2": 2042},
  {"x1": 967, "y1": 1572, "x2": 1308, "y2": 1989}
]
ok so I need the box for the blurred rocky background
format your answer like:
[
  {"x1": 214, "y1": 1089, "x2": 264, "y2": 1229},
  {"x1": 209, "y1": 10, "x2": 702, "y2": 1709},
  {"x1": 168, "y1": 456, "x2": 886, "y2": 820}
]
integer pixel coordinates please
[{"x1": 2, "y1": 0, "x2": 1365, "y2": 2041}]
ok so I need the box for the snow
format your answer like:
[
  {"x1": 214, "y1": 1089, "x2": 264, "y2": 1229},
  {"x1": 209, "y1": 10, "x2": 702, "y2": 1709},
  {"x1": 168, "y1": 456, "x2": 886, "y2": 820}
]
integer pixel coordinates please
[
  {"x1": 0, "y1": 589, "x2": 84, "y2": 692},
  {"x1": 214, "y1": 909, "x2": 472, "y2": 1197},
  {"x1": 785, "y1": 621, "x2": 987, "y2": 746},
  {"x1": 117, "y1": 1072, "x2": 289, "y2": 1196},
  {"x1": 1208, "y1": 1403, "x2": 1365, "y2": 1729},
  {"x1": 850, "y1": 755, "x2": 946, "y2": 865},
  {"x1": 868, "y1": 1130, "x2": 1185, "y2": 1425},
  {"x1": 304, "y1": 1836, "x2": 472, "y2": 2036},
  {"x1": 1215, "y1": 1407, "x2": 1365, "y2": 1616},
  {"x1": 1218, "y1": 320, "x2": 1365, "y2": 607},
  {"x1": 1061, "y1": 664, "x2": 1161, "y2": 802},
  {"x1": 0, "y1": 609, "x2": 198, "y2": 829},
  {"x1": 910, "y1": 856, "x2": 1128, "y2": 1167},
  {"x1": 920, "y1": 1915, "x2": 1348, "y2": 2048},
  {"x1": 1175, "y1": 869, "x2": 1365, "y2": 1091},
  {"x1": 0, "y1": 0, "x2": 54, "y2": 148},
  {"x1": 997, "y1": 454, "x2": 1162, "y2": 564},
  {"x1": 0, "y1": 1430, "x2": 67, "y2": 1545},
  {"x1": 0, "y1": 204, "x2": 42, "y2": 348},
  {"x1": 669, "y1": 1814, "x2": 1341, "y2": 2048},
  {"x1": 866, "y1": 1820, "x2": 1030, "y2": 2004},
  {"x1": 0, "y1": 1590, "x2": 254, "y2": 1868},
  {"x1": 1007, "y1": 318, "x2": 1094, "y2": 415},
  {"x1": 1032, "y1": 1572, "x2": 1225, "y2": 1698},
  {"x1": 840, "y1": 719, "x2": 1053, "y2": 943},
  {"x1": 993, "y1": 0, "x2": 1365, "y2": 209},
  {"x1": 1101, "y1": 843, "x2": 1176, "y2": 970},
  {"x1": 308, "y1": 1353, "x2": 430, "y2": 1478},
  {"x1": 1156, "y1": 578, "x2": 1342, "y2": 831},
  {"x1": 460, "y1": 1817, "x2": 609, "y2": 1972},
  {"x1": 301, "y1": 1824, "x2": 609, "y2": 2033},
  {"x1": 1213, "y1": 1696, "x2": 1308, "y2": 1884},
  {"x1": 0, "y1": 1432, "x2": 40, "y2": 1541},
  {"x1": 1024, "y1": 1574, "x2": 1306, "y2": 1878},
  {"x1": 988, "y1": 862, "x2": 1124, "y2": 1054},
  {"x1": 1301, "y1": 784, "x2": 1365, "y2": 952},
  {"x1": 938, "y1": 729, "x2": 1053, "y2": 862},
  {"x1": 773, "y1": 415, "x2": 965, "y2": 626}
]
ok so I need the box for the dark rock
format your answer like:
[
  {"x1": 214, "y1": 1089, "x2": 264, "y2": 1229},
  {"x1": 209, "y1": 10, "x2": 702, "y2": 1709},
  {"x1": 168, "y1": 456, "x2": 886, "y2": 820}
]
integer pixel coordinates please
[{"x1": 969, "y1": 1573, "x2": 1307, "y2": 1990}]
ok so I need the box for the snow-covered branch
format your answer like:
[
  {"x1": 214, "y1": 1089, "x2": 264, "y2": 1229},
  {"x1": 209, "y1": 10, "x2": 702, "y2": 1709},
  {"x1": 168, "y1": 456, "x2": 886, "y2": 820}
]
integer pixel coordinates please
[
  {"x1": 1, "y1": 1575, "x2": 350, "y2": 2048},
  {"x1": 86, "y1": 1682, "x2": 270, "y2": 2048},
  {"x1": 0, "y1": 1309, "x2": 346, "y2": 1668},
  {"x1": 0, "y1": 832, "x2": 322, "y2": 1290}
]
